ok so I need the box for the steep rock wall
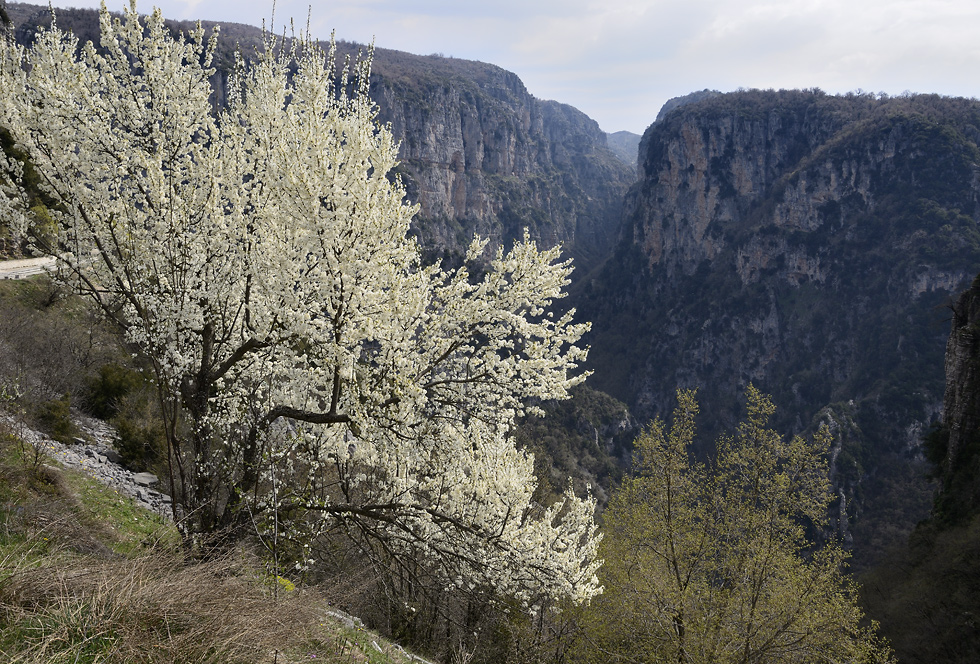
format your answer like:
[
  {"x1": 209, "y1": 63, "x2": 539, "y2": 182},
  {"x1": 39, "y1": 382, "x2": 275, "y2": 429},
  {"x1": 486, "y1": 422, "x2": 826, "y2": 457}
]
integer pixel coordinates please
[
  {"x1": 367, "y1": 51, "x2": 634, "y2": 269},
  {"x1": 579, "y1": 90, "x2": 980, "y2": 563},
  {"x1": 933, "y1": 275, "x2": 980, "y2": 522}
]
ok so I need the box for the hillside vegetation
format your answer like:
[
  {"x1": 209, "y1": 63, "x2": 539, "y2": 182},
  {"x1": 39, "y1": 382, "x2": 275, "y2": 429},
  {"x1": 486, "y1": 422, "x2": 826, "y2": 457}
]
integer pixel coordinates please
[
  {"x1": 6, "y1": 3, "x2": 977, "y2": 661},
  {"x1": 0, "y1": 422, "x2": 438, "y2": 663},
  {"x1": 0, "y1": 276, "x2": 433, "y2": 662},
  {"x1": 0, "y1": 276, "x2": 893, "y2": 663},
  {"x1": 0, "y1": 276, "x2": 556, "y2": 663}
]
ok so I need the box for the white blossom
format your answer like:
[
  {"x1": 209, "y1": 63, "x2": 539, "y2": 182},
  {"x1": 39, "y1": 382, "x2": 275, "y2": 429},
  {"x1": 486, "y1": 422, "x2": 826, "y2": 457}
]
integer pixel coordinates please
[{"x1": 0, "y1": 1, "x2": 601, "y2": 605}]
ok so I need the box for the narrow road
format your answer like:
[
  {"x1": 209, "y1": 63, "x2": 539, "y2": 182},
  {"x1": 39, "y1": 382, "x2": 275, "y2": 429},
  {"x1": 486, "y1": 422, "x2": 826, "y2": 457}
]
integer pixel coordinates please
[{"x1": 0, "y1": 256, "x2": 56, "y2": 280}]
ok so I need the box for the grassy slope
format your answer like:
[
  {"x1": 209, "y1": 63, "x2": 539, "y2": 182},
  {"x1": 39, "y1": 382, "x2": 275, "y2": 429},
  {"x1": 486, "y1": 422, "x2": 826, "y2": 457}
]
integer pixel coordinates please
[{"x1": 0, "y1": 427, "x2": 432, "y2": 663}]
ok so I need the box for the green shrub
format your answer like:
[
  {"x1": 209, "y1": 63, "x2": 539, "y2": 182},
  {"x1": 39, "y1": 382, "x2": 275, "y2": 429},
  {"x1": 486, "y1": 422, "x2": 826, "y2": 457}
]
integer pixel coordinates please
[
  {"x1": 113, "y1": 411, "x2": 166, "y2": 472},
  {"x1": 85, "y1": 363, "x2": 144, "y2": 421},
  {"x1": 33, "y1": 394, "x2": 77, "y2": 444}
]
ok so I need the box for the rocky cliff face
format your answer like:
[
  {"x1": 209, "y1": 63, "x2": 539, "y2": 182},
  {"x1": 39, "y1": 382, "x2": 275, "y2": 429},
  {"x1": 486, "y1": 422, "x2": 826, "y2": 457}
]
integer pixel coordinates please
[
  {"x1": 858, "y1": 274, "x2": 980, "y2": 664},
  {"x1": 7, "y1": 3, "x2": 635, "y2": 273},
  {"x1": 932, "y1": 275, "x2": 980, "y2": 522},
  {"x1": 366, "y1": 50, "x2": 634, "y2": 269},
  {"x1": 579, "y1": 89, "x2": 980, "y2": 563}
]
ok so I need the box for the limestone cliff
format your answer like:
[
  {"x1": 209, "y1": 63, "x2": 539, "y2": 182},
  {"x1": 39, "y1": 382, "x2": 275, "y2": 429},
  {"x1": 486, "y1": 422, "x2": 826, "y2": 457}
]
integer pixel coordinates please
[
  {"x1": 579, "y1": 89, "x2": 980, "y2": 563},
  {"x1": 366, "y1": 50, "x2": 634, "y2": 269},
  {"x1": 931, "y1": 275, "x2": 980, "y2": 522},
  {"x1": 7, "y1": 3, "x2": 635, "y2": 272},
  {"x1": 859, "y1": 275, "x2": 980, "y2": 664}
]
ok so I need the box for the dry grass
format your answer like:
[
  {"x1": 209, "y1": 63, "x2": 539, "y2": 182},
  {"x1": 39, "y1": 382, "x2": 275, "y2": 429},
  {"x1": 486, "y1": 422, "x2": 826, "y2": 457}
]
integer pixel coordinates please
[
  {"x1": 0, "y1": 549, "x2": 328, "y2": 663},
  {"x1": 0, "y1": 542, "x2": 428, "y2": 663},
  {"x1": 0, "y1": 431, "x2": 427, "y2": 664}
]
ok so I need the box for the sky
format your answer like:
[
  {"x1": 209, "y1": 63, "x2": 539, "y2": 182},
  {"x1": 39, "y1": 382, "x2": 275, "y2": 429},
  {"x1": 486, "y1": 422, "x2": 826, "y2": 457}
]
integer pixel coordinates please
[{"x1": 46, "y1": 0, "x2": 980, "y2": 134}]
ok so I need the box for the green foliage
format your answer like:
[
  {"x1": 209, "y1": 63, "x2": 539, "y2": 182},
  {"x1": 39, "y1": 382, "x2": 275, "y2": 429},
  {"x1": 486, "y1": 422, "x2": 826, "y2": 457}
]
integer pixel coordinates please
[
  {"x1": 83, "y1": 362, "x2": 166, "y2": 472},
  {"x1": 84, "y1": 363, "x2": 142, "y2": 421},
  {"x1": 0, "y1": 280, "x2": 167, "y2": 474},
  {"x1": 66, "y1": 474, "x2": 176, "y2": 557},
  {"x1": 0, "y1": 276, "x2": 122, "y2": 414},
  {"x1": 27, "y1": 203, "x2": 56, "y2": 247},
  {"x1": 0, "y1": 123, "x2": 63, "y2": 257},
  {"x1": 32, "y1": 394, "x2": 77, "y2": 445},
  {"x1": 0, "y1": 595, "x2": 119, "y2": 664},
  {"x1": 113, "y1": 412, "x2": 167, "y2": 473},
  {"x1": 577, "y1": 387, "x2": 893, "y2": 664},
  {"x1": 0, "y1": 427, "x2": 176, "y2": 559}
]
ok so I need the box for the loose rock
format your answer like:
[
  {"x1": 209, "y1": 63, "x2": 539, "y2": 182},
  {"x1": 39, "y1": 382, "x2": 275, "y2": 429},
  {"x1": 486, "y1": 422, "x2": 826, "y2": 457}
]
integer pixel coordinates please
[{"x1": 2, "y1": 413, "x2": 173, "y2": 519}]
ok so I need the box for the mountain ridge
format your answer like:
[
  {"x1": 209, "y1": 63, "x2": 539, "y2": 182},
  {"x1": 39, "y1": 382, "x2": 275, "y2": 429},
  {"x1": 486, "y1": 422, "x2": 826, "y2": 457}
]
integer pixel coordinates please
[
  {"x1": 578, "y1": 88, "x2": 980, "y2": 564},
  {"x1": 5, "y1": 2, "x2": 635, "y2": 272}
]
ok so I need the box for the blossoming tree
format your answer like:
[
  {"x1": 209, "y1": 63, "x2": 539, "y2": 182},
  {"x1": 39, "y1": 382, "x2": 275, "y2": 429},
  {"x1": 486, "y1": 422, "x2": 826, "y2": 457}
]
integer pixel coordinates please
[{"x1": 0, "y1": 2, "x2": 601, "y2": 606}]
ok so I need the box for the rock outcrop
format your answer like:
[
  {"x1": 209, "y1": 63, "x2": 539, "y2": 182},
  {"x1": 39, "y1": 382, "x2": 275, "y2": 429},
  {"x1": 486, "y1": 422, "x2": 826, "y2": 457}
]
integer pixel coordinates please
[
  {"x1": 933, "y1": 275, "x2": 980, "y2": 522},
  {"x1": 365, "y1": 50, "x2": 634, "y2": 269},
  {"x1": 579, "y1": 89, "x2": 980, "y2": 563},
  {"x1": 858, "y1": 274, "x2": 980, "y2": 664}
]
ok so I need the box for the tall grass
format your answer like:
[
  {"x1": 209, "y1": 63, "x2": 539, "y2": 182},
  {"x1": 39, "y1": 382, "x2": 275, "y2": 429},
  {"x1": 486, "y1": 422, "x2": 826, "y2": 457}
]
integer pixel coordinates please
[
  {"x1": 0, "y1": 431, "x2": 424, "y2": 664},
  {"x1": 1, "y1": 549, "x2": 323, "y2": 663}
]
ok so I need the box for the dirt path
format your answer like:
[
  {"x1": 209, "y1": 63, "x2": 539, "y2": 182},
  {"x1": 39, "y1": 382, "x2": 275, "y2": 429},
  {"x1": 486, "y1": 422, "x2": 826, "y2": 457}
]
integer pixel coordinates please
[{"x1": 0, "y1": 256, "x2": 57, "y2": 280}]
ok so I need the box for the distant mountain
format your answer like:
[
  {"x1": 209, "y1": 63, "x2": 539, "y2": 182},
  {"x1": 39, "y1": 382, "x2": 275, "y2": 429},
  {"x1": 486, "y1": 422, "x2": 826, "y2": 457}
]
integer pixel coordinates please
[
  {"x1": 6, "y1": 3, "x2": 635, "y2": 273},
  {"x1": 604, "y1": 131, "x2": 641, "y2": 167},
  {"x1": 578, "y1": 89, "x2": 980, "y2": 565}
]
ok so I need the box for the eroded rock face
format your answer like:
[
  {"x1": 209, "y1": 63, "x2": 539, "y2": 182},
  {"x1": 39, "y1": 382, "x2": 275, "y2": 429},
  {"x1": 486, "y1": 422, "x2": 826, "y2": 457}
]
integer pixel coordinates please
[
  {"x1": 590, "y1": 91, "x2": 980, "y2": 420},
  {"x1": 367, "y1": 52, "x2": 635, "y2": 269},
  {"x1": 935, "y1": 276, "x2": 980, "y2": 521},
  {"x1": 580, "y1": 89, "x2": 980, "y2": 563}
]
